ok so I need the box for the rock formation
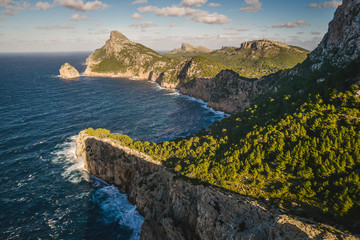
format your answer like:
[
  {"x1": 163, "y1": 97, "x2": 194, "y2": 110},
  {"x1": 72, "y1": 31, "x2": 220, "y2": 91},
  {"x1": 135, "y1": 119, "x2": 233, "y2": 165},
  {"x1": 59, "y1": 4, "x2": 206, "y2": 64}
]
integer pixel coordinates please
[
  {"x1": 76, "y1": 131, "x2": 358, "y2": 240},
  {"x1": 310, "y1": 0, "x2": 360, "y2": 67},
  {"x1": 169, "y1": 43, "x2": 212, "y2": 54},
  {"x1": 59, "y1": 63, "x2": 80, "y2": 79}
]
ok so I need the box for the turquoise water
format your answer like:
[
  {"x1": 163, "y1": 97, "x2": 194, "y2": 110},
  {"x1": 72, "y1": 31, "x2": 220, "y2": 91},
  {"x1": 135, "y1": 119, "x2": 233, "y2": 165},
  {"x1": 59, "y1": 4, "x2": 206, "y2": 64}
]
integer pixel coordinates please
[{"x1": 0, "y1": 53, "x2": 224, "y2": 239}]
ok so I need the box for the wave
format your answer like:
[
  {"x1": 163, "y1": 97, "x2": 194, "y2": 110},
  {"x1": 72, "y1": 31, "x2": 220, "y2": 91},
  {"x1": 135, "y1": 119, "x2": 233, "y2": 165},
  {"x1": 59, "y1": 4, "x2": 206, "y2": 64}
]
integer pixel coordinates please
[
  {"x1": 51, "y1": 135, "x2": 89, "y2": 184},
  {"x1": 92, "y1": 183, "x2": 144, "y2": 240}
]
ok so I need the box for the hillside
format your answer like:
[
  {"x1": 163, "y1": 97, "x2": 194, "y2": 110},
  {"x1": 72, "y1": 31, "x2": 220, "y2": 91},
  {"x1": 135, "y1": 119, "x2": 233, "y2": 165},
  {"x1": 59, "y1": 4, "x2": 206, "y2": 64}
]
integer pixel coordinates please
[
  {"x1": 165, "y1": 39, "x2": 310, "y2": 78},
  {"x1": 81, "y1": 0, "x2": 360, "y2": 234},
  {"x1": 169, "y1": 43, "x2": 212, "y2": 54}
]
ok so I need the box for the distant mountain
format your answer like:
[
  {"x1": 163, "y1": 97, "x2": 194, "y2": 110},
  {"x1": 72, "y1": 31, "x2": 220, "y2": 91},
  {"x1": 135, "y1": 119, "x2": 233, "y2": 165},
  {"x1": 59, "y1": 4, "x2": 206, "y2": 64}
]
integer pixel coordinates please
[{"x1": 169, "y1": 43, "x2": 212, "y2": 54}]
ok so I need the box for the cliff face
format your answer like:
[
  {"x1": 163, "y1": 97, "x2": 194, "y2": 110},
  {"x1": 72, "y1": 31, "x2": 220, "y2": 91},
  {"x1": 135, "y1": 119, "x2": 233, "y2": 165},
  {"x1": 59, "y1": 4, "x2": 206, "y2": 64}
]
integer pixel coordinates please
[
  {"x1": 76, "y1": 131, "x2": 357, "y2": 240},
  {"x1": 59, "y1": 63, "x2": 80, "y2": 79},
  {"x1": 310, "y1": 0, "x2": 360, "y2": 67},
  {"x1": 179, "y1": 70, "x2": 271, "y2": 113}
]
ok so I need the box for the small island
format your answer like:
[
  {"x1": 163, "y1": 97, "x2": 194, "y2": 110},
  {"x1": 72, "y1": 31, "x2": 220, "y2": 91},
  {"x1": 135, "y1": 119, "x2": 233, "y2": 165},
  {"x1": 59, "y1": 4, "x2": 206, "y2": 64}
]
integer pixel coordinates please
[{"x1": 59, "y1": 62, "x2": 80, "y2": 79}]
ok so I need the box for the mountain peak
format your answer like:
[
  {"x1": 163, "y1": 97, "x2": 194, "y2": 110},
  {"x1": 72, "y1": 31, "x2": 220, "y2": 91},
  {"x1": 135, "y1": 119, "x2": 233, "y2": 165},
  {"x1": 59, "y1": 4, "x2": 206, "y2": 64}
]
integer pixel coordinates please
[
  {"x1": 109, "y1": 31, "x2": 131, "y2": 44},
  {"x1": 170, "y1": 43, "x2": 212, "y2": 54}
]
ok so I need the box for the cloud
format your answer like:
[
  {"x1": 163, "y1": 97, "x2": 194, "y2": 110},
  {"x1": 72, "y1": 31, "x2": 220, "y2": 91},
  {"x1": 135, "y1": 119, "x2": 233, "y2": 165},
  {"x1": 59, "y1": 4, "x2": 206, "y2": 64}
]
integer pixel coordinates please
[
  {"x1": 138, "y1": 5, "x2": 158, "y2": 12},
  {"x1": 132, "y1": 0, "x2": 147, "y2": 4},
  {"x1": 240, "y1": 0, "x2": 261, "y2": 12},
  {"x1": 129, "y1": 21, "x2": 157, "y2": 30},
  {"x1": 307, "y1": 1, "x2": 341, "y2": 8},
  {"x1": 207, "y1": 3, "x2": 220, "y2": 7},
  {"x1": 131, "y1": 12, "x2": 143, "y2": 19},
  {"x1": 180, "y1": 0, "x2": 207, "y2": 7},
  {"x1": 0, "y1": 16, "x2": 6, "y2": 20},
  {"x1": 311, "y1": 31, "x2": 321, "y2": 35},
  {"x1": 35, "y1": 1, "x2": 52, "y2": 10},
  {"x1": 70, "y1": 13, "x2": 88, "y2": 21},
  {"x1": 35, "y1": 25, "x2": 74, "y2": 30},
  {"x1": 54, "y1": 0, "x2": 107, "y2": 11},
  {"x1": 2, "y1": 8, "x2": 18, "y2": 15},
  {"x1": 238, "y1": 28, "x2": 249, "y2": 31},
  {"x1": 272, "y1": 20, "x2": 307, "y2": 28},
  {"x1": 169, "y1": 23, "x2": 178, "y2": 28},
  {"x1": 146, "y1": 6, "x2": 230, "y2": 25},
  {"x1": 297, "y1": 32, "x2": 304, "y2": 34},
  {"x1": 224, "y1": 26, "x2": 236, "y2": 30}
]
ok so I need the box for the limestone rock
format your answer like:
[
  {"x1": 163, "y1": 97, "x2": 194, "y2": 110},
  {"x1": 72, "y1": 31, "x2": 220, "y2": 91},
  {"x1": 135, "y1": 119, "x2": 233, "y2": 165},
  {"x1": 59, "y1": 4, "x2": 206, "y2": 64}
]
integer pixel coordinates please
[
  {"x1": 310, "y1": 0, "x2": 360, "y2": 66},
  {"x1": 76, "y1": 131, "x2": 359, "y2": 240},
  {"x1": 59, "y1": 63, "x2": 80, "y2": 79}
]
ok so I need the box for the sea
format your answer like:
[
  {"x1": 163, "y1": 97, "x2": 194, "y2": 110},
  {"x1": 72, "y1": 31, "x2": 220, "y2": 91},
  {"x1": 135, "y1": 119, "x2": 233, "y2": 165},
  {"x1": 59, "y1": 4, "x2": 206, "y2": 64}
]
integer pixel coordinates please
[{"x1": 0, "y1": 52, "x2": 225, "y2": 239}]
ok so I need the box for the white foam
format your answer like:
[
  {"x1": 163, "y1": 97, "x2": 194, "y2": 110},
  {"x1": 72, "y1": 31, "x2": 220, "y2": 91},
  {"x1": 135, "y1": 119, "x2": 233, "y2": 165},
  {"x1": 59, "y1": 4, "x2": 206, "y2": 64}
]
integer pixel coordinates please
[
  {"x1": 52, "y1": 135, "x2": 89, "y2": 183},
  {"x1": 92, "y1": 185, "x2": 144, "y2": 240}
]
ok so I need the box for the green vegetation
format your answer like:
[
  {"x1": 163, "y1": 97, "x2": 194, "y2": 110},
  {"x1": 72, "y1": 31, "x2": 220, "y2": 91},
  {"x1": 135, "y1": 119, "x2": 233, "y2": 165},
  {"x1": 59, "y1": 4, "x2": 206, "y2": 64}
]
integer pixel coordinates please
[
  {"x1": 164, "y1": 41, "x2": 309, "y2": 78},
  {"x1": 84, "y1": 59, "x2": 360, "y2": 232}
]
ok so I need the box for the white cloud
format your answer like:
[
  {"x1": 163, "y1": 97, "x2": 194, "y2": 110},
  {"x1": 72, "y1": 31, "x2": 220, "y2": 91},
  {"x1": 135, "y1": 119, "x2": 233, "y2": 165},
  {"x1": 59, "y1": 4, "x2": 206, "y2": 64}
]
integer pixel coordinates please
[
  {"x1": 132, "y1": 0, "x2": 147, "y2": 4},
  {"x1": 35, "y1": 25, "x2": 74, "y2": 30},
  {"x1": 129, "y1": 21, "x2": 157, "y2": 30},
  {"x1": 307, "y1": 1, "x2": 341, "y2": 8},
  {"x1": 70, "y1": 13, "x2": 88, "y2": 21},
  {"x1": 180, "y1": 0, "x2": 207, "y2": 7},
  {"x1": 54, "y1": 0, "x2": 107, "y2": 11},
  {"x1": 146, "y1": 6, "x2": 230, "y2": 25},
  {"x1": 2, "y1": 8, "x2": 18, "y2": 15},
  {"x1": 311, "y1": 31, "x2": 321, "y2": 35},
  {"x1": 35, "y1": 1, "x2": 51, "y2": 10},
  {"x1": 224, "y1": 26, "x2": 236, "y2": 30},
  {"x1": 240, "y1": 0, "x2": 261, "y2": 12},
  {"x1": 169, "y1": 23, "x2": 178, "y2": 28},
  {"x1": 0, "y1": 0, "x2": 14, "y2": 7},
  {"x1": 272, "y1": 20, "x2": 307, "y2": 28},
  {"x1": 0, "y1": 16, "x2": 6, "y2": 20},
  {"x1": 207, "y1": 3, "x2": 220, "y2": 7},
  {"x1": 238, "y1": 28, "x2": 249, "y2": 31},
  {"x1": 138, "y1": 5, "x2": 158, "y2": 13},
  {"x1": 131, "y1": 12, "x2": 143, "y2": 19},
  {"x1": 297, "y1": 32, "x2": 304, "y2": 34}
]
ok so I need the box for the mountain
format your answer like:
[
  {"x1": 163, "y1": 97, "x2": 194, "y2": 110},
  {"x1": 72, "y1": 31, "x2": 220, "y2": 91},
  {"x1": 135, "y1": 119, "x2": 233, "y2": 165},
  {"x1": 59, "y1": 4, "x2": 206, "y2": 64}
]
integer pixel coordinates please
[
  {"x1": 169, "y1": 43, "x2": 212, "y2": 54},
  {"x1": 77, "y1": 0, "x2": 360, "y2": 236},
  {"x1": 84, "y1": 31, "x2": 171, "y2": 79}
]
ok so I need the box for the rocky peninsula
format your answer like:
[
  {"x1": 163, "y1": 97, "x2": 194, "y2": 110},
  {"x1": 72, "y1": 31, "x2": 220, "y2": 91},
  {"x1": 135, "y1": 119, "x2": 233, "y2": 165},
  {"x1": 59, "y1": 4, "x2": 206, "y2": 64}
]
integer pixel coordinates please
[
  {"x1": 76, "y1": 131, "x2": 358, "y2": 240},
  {"x1": 59, "y1": 63, "x2": 80, "y2": 79}
]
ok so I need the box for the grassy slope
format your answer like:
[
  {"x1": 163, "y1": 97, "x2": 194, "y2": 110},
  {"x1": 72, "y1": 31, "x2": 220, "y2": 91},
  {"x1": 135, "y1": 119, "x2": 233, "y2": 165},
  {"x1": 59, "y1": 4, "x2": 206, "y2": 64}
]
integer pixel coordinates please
[{"x1": 164, "y1": 43, "x2": 309, "y2": 79}]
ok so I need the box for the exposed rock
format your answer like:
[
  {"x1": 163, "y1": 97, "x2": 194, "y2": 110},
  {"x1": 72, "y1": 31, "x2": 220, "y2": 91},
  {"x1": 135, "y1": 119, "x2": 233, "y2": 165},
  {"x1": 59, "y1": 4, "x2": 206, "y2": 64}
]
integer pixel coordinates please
[
  {"x1": 59, "y1": 63, "x2": 80, "y2": 79},
  {"x1": 310, "y1": 0, "x2": 360, "y2": 66},
  {"x1": 169, "y1": 43, "x2": 212, "y2": 54},
  {"x1": 76, "y1": 131, "x2": 359, "y2": 240}
]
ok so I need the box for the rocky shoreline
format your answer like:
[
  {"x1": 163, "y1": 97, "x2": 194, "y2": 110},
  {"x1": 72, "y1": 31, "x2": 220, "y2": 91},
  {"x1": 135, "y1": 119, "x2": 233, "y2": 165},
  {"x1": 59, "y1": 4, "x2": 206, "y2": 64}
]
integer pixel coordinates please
[{"x1": 76, "y1": 131, "x2": 358, "y2": 240}]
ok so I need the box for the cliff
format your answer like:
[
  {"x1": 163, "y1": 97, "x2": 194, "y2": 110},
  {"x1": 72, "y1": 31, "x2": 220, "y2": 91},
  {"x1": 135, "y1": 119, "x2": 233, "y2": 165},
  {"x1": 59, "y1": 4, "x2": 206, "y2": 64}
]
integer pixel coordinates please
[
  {"x1": 59, "y1": 63, "x2": 80, "y2": 79},
  {"x1": 309, "y1": 0, "x2": 360, "y2": 67},
  {"x1": 76, "y1": 131, "x2": 358, "y2": 240}
]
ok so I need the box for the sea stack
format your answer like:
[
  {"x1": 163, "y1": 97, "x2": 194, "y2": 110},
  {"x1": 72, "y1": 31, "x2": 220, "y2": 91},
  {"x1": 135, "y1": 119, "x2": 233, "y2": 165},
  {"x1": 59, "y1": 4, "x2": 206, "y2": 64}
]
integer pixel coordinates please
[{"x1": 59, "y1": 63, "x2": 80, "y2": 79}]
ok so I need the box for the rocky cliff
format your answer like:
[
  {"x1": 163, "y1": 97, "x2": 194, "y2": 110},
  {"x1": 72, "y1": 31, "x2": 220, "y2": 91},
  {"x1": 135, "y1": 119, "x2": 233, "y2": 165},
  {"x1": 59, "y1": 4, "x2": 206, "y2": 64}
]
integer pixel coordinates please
[
  {"x1": 59, "y1": 63, "x2": 80, "y2": 79},
  {"x1": 310, "y1": 0, "x2": 360, "y2": 67},
  {"x1": 169, "y1": 43, "x2": 212, "y2": 54},
  {"x1": 76, "y1": 131, "x2": 358, "y2": 240}
]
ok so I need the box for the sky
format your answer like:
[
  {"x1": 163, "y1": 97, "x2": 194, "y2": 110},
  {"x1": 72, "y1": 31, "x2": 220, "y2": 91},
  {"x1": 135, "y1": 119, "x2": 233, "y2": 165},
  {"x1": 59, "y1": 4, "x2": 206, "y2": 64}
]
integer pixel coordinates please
[{"x1": 0, "y1": 0, "x2": 342, "y2": 52}]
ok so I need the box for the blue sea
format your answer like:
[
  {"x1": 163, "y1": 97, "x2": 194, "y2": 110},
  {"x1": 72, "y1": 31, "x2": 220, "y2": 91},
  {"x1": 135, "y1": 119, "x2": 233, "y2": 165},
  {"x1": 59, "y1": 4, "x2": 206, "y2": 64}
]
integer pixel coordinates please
[{"x1": 0, "y1": 53, "x2": 225, "y2": 239}]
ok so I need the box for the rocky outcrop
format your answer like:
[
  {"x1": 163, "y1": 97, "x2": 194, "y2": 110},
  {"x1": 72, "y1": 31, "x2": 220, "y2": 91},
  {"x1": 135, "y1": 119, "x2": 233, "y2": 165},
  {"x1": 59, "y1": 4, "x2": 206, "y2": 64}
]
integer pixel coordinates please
[
  {"x1": 169, "y1": 43, "x2": 212, "y2": 54},
  {"x1": 76, "y1": 131, "x2": 358, "y2": 240},
  {"x1": 59, "y1": 63, "x2": 80, "y2": 79},
  {"x1": 179, "y1": 70, "x2": 271, "y2": 113},
  {"x1": 310, "y1": 0, "x2": 360, "y2": 67}
]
